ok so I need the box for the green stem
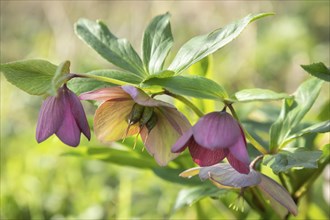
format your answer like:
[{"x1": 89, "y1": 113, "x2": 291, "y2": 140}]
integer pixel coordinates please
[
  {"x1": 227, "y1": 104, "x2": 268, "y2": 155},
  {"x1": 164, "y1": 91, "x2": 204, "y2": 117},
  {"x1": 73, "y1": 73, "x2": 130, "y2": 86}
]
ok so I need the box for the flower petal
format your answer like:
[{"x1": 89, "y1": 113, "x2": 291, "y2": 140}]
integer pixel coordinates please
[
  {"x1": 198, "y1": 163, "x2": 261, "y2": 188},
  {"x1": 94, "y1": 100, "x2": 139, "y2": 142},
  {"x1": 193, "y1": 111, "x2": 242, "y2": 150},
  {"x1": 79, "y1": 87, "x2": 131, "y2": 102},
  {"x1": 122, "y1": 85, "x2": 174, "y2": 108},
  {"x1": 171, "y1": 129, "x2": 193, "y2": 153},
  {"x1": 188, "y1": 140, "x2": 229, "y2": 166},
  {"x1": 258, "y1": 174, "x2": 298, "y2": 216},
  {"x1": 140, "y1": 108, "x2": 185, "y2": 166},
  {"x1": 36, "y1": 96, "x2": 64, "y2": 143},
  {"x1": 226, "y1": 137, "x2": 250, "y2": 174},
  {"x1": 65, "y1": 87, "x2": 91, "y2": 140}
]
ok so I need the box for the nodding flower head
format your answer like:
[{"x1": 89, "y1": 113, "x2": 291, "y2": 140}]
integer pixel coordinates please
[
  {"x1": 80, "y1": 85, "x2": 191, "y2": 166},
  {"x1": 180, "y1": 163, "x2": 298, "y2": 216},
  {"x1": 172, "y1": 110, "x2": 250, "y2": 174},
  {"x1": 36, "y1": 84, "x2": 91, "y2": 147}
]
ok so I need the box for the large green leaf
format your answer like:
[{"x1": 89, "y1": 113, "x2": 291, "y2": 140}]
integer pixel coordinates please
[
  {"x1": 228, "y1": 88, "x2": 291, "y2": 103},
  {"x1": 263, "y1": 148, "x2": 323, "y2": 174},
  {"x1": 173, "y1": 186, "x2": 226, "y2": 211},
  {"x1": 67, "y1": 69, "x2": 143, "y2": 94},
  {"x1": 269, "y1": 78, "x2": 323, "y2": 151},
  {"x1": 142, "y1": 75, "x2": 228, "y2": 100},
  {"x1": 168, "y1": 12, "x2": 274, "y2": 74},
  {"x1": 301, "y1": 62, "x2": 330, "y2": 82},
  {"x1": 142, "y1": 13, "x2": 173, "y2": 74},
  {"x1": 1, "y1": 59, "x2": 57, "y2": 96},
  {"x1": 75, "y1": 19, "x2": 146, "y2": 77}
]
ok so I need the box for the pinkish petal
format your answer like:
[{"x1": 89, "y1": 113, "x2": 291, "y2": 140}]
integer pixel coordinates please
[
  {"x1": 226, "y1": 151, "x2": 250, "y2": 174},
  {"x1": 193, "y1": 111, "x2": 242, "y2": 150},
  {"x1": 140, "y1": 108, "x2": 184, "y2": 166},
  {"x1": 65, "y1": 87, "x2": 91, "y2": 140},
  {"x1": 36, "y1": 96, "x2": 64, "y2": 143},
  {"x1": 79, "y1": 87, "x2": 131, "y2": 102},
  {"x1": 55, "y1": 104, "x2": 81, "y2": 147},
  {"x1": 258, "y1": 174, "x2": 298, "y2": 216},
  {"x1": 161, "y1": 107, "x2": 191, "y2": 134},
  {"x1": 198, "y1": 163, "x2": 261, "y2": 188},
  {"x1": 122, "y1": 85, "x2": 174, "y2": 108},
  {"x1": 94, "y1": 100, "x2": 139, "y2": 143},
  {"x1": 171, "y1": 129, "x2": 193, "y2": 153},
  {"x1": 188, "y1": 140, "x2": 229, "y2": 166}
]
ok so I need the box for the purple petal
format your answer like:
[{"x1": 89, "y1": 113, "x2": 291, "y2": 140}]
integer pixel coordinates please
[
  {"x1": 226, "y1": 152, "x2": 250, "y2": 174},
  {"x1": 225, "y1": 136, "x2": 250, "y2": 174},
  {"x1": 79, "y1": 87, "x2": 131, "y2": 101},
  {"x1": 65, "y1": 88, "x2": 91, "y2": 140},
  {"x1": 198, "y1": 163, "x2": 261, "y2": 188},
  {"x1": 122, "y1": 85, "x2": 174, "y2": 108},
  {"x1": 193, "y1": 111, "x2": 242, "y2": 150},
  {"x1": 55, "y1": 89, "x2": 81, "y2": 147},
  {"x1": 258, "y1": 174, "x2": 298, "y2": 216},
  {"x1": 188, "y1": 140, "x2": 229, "y2": 166},
  {"x1": 171, "y1": 129, "x2": 193, "y2": 153},
  {"x1": 36, "y1": 96, "x2": 64, "y2": 143}
]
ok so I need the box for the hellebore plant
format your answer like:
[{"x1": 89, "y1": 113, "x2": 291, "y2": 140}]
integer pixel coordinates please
[
  {"x1": 1, "y1": 11, "x2": 329, "y2": 219},
  {"x1": 36, "y1": 84, "x2": 90, "y2": 147},
  {"x1": 172, "y1": 109, "x2": 250, "y2": 174}
]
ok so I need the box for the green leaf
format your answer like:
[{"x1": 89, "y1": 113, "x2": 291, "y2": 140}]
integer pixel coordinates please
[
  {"x1": 75, "y1": 18, "x2": 146, "y2": 77},
  {"x1": 269, "y1": 78, "x2": 323, "y2": 151},
  {"x1": 50, "y1": 60, "x2": 71, "y2": 95},
  {"x1": 152, "y1": 167, "x2": 201, "y2": 186},
  {"x1": 1, "y1": 59, "x2": 57, "y2": 96},
  {"x1": 228, "y1": 88, "x2": 291, "y2": 103},
  {"x1": 173, "y1": 186, "x2": 226, "y2": 211},
  {"x1": 263, "y1": 148, "x2": 323, "y2": 174},
  {"x1": 301, "y1": 62, "x2": 330, "y2": 82},
  {"x1": 284, "y1": 120, "x2": 330, "y2": 144},
  {"x1": 142, "y1": 12, "x2": 173, "y2": 74},
  {"x1": 67, "y1": 69, "x2": 142, "y2": 94},
  {"x1": 142, "y1": 75, "x2": 228, "y2": 100},
  {"x1": 168, "y1": 12, "x2": 274, "y2": 74}
]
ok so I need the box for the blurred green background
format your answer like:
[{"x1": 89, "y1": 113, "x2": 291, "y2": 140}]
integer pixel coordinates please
[{"x1": 1, "y1": 1, "x2": 329, "y2": 219}]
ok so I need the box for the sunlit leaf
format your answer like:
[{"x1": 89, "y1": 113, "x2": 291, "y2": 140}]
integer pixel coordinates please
[
  {"x1": 142, "y1": 12, "x2": 173, "y2": 74},
  {"x1": 228, "y1": 88, "x2": 291, "y2": 103},
  {"x1": 75, "y1": 18, "x2": 146, "y2": 77},
  {"x1": 301, "y1": 62, "x2": 330, "y2": 82},
  {"x1": 142, "y1": 74, "x2": 228, "y2": 100},
  {"x1": 168, "y1": 12, "x2": 274, "y2": 73},
  {"x1": 263, "y1": 148, "x2": 323, "y2": 174},
  {"x1": 1, "y1": 59, "x2": 57, "y2": 96},
  {"x1": 269, "y1": 78, "x2": 323, "y2": 150},
  {"x1": 188, "y1": 56, "x2": 213, "y2": 76}
]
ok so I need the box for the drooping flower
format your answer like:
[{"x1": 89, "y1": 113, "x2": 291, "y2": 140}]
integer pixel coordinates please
[
  {"x1": 180, "y1": 163, "x2": 298, "y2": 216},
  {"x1": 79, "y1": 85, "x2": 191, "y2": 166},
  {"x1": 36, "y1": 84, "x2": 91, "y2": 147},
  {"x1": 172, "y1": 110, "x2": 250, "y2": 174}
]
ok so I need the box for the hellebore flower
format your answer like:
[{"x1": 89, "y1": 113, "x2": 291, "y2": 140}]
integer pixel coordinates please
[
  {"x1": 172, "y1": 110, "x2": 250, "y2": 174},
  {"x1": 180, "y1": 163, "x2": 298, "y2": 216},
  {"x1": 36, "y1": 84, "x2": 91, "y2": 147},
  {"x1": 79, "y1": 85, "x2": 191, "y2": 166}
]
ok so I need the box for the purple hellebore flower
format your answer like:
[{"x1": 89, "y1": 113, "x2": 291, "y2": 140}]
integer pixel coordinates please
[
  {"x1": 180, "y1": 163, "x2": 298, "y2": 216},
  {"x1": 172, "y1": 111, "x2": 250, "y2": 174},
  {"x1": 36, "y1": 84, "x2": 91, "y2": 147},
  {"x1": 79, "y1": 85, "x2": 191, "y2": 166}
]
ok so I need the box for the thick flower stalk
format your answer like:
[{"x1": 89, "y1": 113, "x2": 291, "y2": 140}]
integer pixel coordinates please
[
  {"x1": 180, "y1": 163, "x2": 298, "y2": 216},
  {"x1": 172, "y1": 110, "x2": 250, "y2": 174},
  {"x1": 36, "y1": 84, "x2": 91, "y2": 147},
  {"x1": 79, "y1": 85, "x2": 191, "y2": 166}
]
